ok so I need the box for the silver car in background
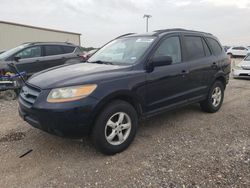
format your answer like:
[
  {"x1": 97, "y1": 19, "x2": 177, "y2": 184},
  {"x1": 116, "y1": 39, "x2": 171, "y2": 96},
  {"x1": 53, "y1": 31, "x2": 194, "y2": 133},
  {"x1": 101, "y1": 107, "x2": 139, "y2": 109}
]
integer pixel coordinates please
[{"x1": 232, "y1": 54, "x2": 250, "y2": 78}]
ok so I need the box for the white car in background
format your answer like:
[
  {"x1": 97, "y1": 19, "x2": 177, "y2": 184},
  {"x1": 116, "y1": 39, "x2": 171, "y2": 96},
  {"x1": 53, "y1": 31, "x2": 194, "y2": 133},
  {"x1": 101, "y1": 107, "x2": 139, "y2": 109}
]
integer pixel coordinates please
[
  {"x1": 232, "y1": 53, "x2": 250, "y2": 78},
  {"x1": 227, "y1": 46, "x2": 250, "y2": 58}
]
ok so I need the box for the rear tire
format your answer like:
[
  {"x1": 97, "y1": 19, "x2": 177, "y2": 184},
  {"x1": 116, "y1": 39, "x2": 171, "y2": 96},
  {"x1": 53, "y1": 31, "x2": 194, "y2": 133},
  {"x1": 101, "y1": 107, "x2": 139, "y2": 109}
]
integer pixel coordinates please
[
  {"x1": 200, "y1": 81, "x2": 224, "y2": 113},
  {"x1": 91, "y1": 100, "x2": 138, "y2": 155}
]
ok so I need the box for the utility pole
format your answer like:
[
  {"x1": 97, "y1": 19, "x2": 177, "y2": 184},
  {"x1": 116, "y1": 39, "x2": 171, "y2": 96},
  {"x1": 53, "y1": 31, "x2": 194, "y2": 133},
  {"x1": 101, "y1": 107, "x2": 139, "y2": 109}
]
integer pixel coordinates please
[{"x1": 143, "y1": 14, "x2": 152, "y2": 32}]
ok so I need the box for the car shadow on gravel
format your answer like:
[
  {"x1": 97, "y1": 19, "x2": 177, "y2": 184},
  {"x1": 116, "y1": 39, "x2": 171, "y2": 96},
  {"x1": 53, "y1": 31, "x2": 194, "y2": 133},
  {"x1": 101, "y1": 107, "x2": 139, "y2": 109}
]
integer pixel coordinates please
[{"x1": 7, "y1": 103, "x2": 203, "y2": 157}]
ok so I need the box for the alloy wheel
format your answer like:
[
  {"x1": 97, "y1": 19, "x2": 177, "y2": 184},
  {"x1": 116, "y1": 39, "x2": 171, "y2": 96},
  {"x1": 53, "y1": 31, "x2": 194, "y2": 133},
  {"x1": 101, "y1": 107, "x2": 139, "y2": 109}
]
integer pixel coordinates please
[
  {"x1": 105, "y1": 112, "x2": 132, "y2": 146},
  {"x1": 211, "y1": 87, "x2": 222, "y2": 107}
]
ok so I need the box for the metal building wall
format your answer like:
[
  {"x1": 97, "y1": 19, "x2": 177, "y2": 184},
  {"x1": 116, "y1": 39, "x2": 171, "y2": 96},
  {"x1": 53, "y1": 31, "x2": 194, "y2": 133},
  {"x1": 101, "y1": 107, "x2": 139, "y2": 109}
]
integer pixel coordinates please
[{"x1": 0, "y1": 22, "x2": 81, "y2": 51}]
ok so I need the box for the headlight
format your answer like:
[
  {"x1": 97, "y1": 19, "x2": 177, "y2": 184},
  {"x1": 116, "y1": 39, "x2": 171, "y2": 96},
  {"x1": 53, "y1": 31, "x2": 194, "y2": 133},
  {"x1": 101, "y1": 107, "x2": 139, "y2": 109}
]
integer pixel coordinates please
[
  {"x1": 47, "y1": 84, "x2": 97, "y2": 103},
  {"x1": 236, "y1": 65, "x2": 243, "y2": 70}
]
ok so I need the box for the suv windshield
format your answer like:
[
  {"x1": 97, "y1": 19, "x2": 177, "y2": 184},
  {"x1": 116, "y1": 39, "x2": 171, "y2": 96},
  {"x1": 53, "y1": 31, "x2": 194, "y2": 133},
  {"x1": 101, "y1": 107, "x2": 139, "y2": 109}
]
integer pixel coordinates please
[
  {"x1": 245, "y1": 54, "x2": 250, "y2": 61},
  {"x1": 0, "y1": 44, "x2": 29, "y2": 61},
  {"x1": 88, "y1": 37, "x2": 156, "y2": 65}
]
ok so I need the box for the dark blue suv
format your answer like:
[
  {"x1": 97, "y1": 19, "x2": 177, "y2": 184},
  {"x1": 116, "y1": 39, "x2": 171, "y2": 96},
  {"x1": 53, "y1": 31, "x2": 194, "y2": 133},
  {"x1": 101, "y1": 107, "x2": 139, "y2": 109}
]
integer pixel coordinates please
[{"x1": 18, "y1": 29, "x2": 231, "y2": 155}]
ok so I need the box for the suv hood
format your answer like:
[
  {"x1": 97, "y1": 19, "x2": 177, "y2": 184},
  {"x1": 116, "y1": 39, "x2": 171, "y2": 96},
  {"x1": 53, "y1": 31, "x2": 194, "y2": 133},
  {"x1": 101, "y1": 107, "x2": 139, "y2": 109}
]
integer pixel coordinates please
[{"x1": 28, "y1": 63, "x2": 132, "y2": 89}]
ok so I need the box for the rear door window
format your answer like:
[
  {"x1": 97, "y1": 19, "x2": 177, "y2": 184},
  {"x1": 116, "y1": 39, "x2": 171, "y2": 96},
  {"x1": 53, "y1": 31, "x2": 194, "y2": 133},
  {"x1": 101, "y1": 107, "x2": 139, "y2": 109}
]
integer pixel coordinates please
[
  {"x1": 44, "y1": 45, "x2": 64, "y2": 56},
  {"x1": 202, "y1": 39, "x2": 212, "y2": 56},
  {"x1": 184, "y1": 36, "x2": 205, "y2": 60},
  {"x1": 62, "y1": 46, "x2": 75, "y2": 54},
  {"x1": 206, "y1": 38, "x2": 223, "y2": 56}
]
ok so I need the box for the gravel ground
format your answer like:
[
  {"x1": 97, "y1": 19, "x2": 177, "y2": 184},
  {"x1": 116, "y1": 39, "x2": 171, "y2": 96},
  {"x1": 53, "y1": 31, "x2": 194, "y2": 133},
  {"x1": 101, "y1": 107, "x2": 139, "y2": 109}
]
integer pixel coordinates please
[{"x1": 0, "y1": 60, "x2": 249, "y2": 188}]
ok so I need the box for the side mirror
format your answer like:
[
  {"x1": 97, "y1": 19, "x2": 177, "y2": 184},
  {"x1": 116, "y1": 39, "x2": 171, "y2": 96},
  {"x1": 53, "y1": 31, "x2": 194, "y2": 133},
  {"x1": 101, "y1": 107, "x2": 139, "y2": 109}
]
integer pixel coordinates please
[
  {"x1": 152, "y1": 56, "x2": 172, "y2": 67},
  {"x1": 14, "y1": 56, "x2": 21, "y2": 62}
]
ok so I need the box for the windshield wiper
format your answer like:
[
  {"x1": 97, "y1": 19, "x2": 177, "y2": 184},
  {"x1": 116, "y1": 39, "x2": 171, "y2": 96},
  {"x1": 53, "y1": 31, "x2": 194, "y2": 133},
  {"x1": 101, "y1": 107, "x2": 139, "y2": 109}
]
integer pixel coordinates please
[{"x1": 88, "y1": 60, "x2": 114, "y2": 65}]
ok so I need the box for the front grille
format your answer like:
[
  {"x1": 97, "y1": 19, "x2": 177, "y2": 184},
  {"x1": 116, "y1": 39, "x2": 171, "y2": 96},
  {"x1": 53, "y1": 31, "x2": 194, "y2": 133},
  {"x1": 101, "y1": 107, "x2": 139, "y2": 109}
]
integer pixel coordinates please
[{"x1": 20, "y1": 84, "x2": 41, "y2": 107}]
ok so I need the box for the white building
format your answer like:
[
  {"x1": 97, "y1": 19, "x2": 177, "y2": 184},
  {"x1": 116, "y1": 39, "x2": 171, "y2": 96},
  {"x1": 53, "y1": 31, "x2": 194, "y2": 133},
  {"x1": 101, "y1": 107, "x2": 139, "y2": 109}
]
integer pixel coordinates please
[{"x1": 0, "y1": 21, "x2": 81, "y2": 51}]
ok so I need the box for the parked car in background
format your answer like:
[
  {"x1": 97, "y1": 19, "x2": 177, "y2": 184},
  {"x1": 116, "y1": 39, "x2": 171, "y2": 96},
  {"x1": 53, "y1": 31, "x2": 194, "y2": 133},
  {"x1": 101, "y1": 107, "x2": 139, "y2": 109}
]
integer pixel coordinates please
[
  {"x1": 19, "y1": 29, "x2": 230, "y2": 155},
  {"x1": 232, "y1": 53, "x2": 250, "y2": 78},
  {"x1": 223, "y1": 46, "x2": 231, "y2": 52},
  {"x1": 0, "y1": 42, "x2": 82, "y2": 76},
  {"x1": 227, "y1": 46, "x2": 250, "y2": 58},
  {"x1": 79, "y1": 49, "x2": 98, "y2": 62}
]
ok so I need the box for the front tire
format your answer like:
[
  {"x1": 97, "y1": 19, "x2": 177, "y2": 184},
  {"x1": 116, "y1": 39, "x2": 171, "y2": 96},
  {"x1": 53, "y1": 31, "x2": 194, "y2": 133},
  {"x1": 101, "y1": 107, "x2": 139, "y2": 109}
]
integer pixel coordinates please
[
  {"x1": 200, "y1": 81, "x2": 224, "y2": 113},
  {"x1": 91, "y1": 100, "x2": 138, "y2": 155},
  {"x1": 3, "y1": 90, "x2": 17, "y2": 101}
]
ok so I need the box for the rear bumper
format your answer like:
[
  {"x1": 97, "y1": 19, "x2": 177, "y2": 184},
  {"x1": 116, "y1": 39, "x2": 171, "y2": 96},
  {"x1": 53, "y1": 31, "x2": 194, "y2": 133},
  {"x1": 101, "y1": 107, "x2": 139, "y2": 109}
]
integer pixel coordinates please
[{"x1": 18, "y1": 96, "x2": 100, "y2": 138}]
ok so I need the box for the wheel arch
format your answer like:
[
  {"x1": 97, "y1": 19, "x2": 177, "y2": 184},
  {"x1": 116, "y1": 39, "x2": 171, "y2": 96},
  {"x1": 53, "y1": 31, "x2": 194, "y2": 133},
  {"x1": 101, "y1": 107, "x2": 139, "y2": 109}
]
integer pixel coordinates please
[
  {"x1": 215, "y1": 75, "x2": 226, "y2": 89},
  {"x1": 88, "y1": 91, "x2": 144, "y2": 134}
]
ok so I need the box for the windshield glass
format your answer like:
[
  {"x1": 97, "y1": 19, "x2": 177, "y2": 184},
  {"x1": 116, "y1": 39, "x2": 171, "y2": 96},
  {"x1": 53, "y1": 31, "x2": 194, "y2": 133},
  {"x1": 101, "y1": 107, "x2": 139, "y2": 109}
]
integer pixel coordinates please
[
  {"x1": 0, "y1": 44, "x2": 28, "y2": 60},
  {"x1": 245, "y1": 54, "x2": 250, "y2": 61},
  {"x1": 88, "y1": 37, "x2": 156, "y2": 65}
]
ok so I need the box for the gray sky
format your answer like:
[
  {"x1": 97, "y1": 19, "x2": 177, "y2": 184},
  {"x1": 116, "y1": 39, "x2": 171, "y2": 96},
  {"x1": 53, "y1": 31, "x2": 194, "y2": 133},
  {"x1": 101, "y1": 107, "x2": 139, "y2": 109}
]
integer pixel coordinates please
[{"x1": 0, "y1": 0, "x2": 250, "y2": 47}]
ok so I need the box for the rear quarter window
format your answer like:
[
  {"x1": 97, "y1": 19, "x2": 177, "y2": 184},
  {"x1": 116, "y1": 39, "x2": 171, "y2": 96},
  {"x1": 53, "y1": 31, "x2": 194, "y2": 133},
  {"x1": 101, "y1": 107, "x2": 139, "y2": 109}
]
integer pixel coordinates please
[
  {"x1": 74, "y1": 47, "x2": 82, "y2": 53},
  {"x1": 62, "y1": 46, "x2": 75, "y2": 53},
  {"x1": 206, "y1": 38, "x2": 223, "y2": 56}
]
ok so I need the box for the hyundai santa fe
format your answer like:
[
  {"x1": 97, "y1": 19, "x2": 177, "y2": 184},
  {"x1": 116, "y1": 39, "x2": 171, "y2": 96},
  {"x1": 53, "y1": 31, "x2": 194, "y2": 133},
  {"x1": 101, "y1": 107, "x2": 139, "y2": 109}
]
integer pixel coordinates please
[{"x1": 18, "y1": 29, "x2": 231, "y2": 155}]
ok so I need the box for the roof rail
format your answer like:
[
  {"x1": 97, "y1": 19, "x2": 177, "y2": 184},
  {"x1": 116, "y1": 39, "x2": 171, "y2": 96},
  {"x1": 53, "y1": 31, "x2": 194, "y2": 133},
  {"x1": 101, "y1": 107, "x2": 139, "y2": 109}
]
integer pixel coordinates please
[
  {"x1": 21, "y1": 41, "x2": 75, "y2": 45},
  {"x1": 154, "y1": 28, "x2": 212, "y2": 36},
  {"x1": 115, "y1": 33, "x2": 136, "y2": 39}
]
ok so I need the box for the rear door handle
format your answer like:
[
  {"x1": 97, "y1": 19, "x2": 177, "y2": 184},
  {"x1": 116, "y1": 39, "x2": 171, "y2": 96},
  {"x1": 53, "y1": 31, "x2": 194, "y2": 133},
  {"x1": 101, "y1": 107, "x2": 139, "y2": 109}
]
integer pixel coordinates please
[{"x1": 211, "y1": 62, "x2": 218, "y2": 69}]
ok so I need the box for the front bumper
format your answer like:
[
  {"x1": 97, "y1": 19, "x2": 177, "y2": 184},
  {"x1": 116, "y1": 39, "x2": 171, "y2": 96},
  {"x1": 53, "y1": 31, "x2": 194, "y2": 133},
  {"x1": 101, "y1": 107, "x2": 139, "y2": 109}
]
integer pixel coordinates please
[
  {"x1": 232, "y1": 68, "x2": 250, "y2": 78},
  {"x1": 18, "y1": 95, "x2": 100, "y2": 138}
]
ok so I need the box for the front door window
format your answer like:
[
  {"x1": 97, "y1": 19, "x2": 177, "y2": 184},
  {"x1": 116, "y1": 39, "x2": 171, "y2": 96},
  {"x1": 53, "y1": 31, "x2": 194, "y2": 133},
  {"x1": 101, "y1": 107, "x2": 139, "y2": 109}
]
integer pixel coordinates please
[{"x1": 15, "y1": 46, "x2": 42, "y2": 59}]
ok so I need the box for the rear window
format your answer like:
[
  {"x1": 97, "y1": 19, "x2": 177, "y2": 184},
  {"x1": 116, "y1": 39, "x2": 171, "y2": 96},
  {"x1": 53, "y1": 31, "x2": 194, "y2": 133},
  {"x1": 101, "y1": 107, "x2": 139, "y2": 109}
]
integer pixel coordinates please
[
  {"x1": 74, "y1": 47, "x2": 82, "y2": 53},
  {"x1": 62, "y1": 46, "x2": 75, "y2": 53},
  {"x1": 206, "y1": 38, "x2": 223, "y2": 56},
  {"x1": 44, "y1": 45, "x2": 64, "y2": 56},
  {"x1": 184, "y1": 36, "x2": 205, "y2": 60}
]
